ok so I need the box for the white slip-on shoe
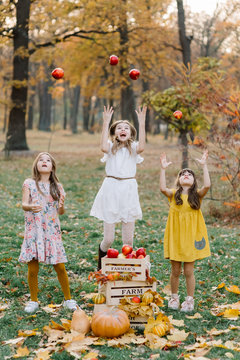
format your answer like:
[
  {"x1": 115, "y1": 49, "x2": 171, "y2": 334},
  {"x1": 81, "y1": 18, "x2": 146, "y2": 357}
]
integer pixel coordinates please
[
  {"x1": 168, "y1": 294, "x2": 180, "y2": 310},
  {"x1": 180, "y1": 296, "x2": 194, "y2": 312},
  {"x1": 24, "y1": 301, "x2": 39, "y2": 313},
  {"x1": 63, "y1": 299, "x2": 78, "y2": 311}
]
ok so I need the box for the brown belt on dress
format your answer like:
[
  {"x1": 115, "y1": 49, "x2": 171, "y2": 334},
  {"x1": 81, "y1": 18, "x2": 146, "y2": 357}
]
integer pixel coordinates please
[{"x1": 106, "y1": 175, "x2": 135, "y2": 180}]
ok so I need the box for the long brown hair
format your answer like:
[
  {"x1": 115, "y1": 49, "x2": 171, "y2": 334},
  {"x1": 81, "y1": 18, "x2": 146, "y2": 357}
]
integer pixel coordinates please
[
  {"x1": 175, "y1": 168, "x2": 200, "y2": 210},
  {"x1": 109, "y1": 120, "x2": 137, "y2": 155},
  {"x1": 32, "y1": 152, "x2": 60, "y2": 201}
]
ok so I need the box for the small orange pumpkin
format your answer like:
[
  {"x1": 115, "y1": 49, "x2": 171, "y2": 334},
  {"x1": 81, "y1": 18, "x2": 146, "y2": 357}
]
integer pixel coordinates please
[
  {"x1": 92, "y1": 293, "x2": 106, "y2": 304},
  {"x1": 142, "y1": 291, "x2": 154, "y2": 305},
  {"x1": 152, "y1": 323, "x2": 167, "y2": 337},
  {"x1": 91, "y1": 308, "x2": 130, "y2": 338}
]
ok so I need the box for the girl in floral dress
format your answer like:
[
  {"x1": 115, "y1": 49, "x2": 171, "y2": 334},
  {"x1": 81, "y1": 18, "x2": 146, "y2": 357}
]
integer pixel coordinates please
[{"x1": 19, "y1": 152, "x2": 78, "y2": 313}]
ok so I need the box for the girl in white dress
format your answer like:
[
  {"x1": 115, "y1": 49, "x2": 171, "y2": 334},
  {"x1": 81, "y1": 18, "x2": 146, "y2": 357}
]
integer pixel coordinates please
[{"x1": 90, "y1": 105, "x2": 147, "y2": 270}]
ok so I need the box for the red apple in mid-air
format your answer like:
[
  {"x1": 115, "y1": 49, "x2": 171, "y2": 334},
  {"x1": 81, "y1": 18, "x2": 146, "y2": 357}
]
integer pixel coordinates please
[
  {"x1": 51, "y1": 67, "x2": 64, "y2": 80},
  {"x1": 136, "y1": 247, "x2": 146, "y2": 258},
  {"x1": 122, "y1": 244, "x2": 133, "y2": 256},
  {"x1": 129, "y1": 68, "x2": 140, "y2": 80},
  {"x1": 109, "y1": 55, "x2": 119, "y2": 65},
  {"x1": 173, "y1": 110, "x2": 182, "y2": 119},
  {"x1": 131, "y1": 296, "x2": 141, "y2": 303},
  {"x1": 107, "y1": 248, "x2": 119, "y2": 258}
]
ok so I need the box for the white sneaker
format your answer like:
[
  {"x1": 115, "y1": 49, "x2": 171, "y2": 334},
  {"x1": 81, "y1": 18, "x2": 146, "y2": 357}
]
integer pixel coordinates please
[
  {"x1": 63, "y1": 299, "x2": 78, "y2": 311},
  {"x1": 181, "y1": 296, "x2": 194, "y2": 312},
  {"x1": 168, "y1": 294, "x2": 180, "y2": 310},
  {"x1": 24, "y1": 301, "x2": 39, "y2": 313}
]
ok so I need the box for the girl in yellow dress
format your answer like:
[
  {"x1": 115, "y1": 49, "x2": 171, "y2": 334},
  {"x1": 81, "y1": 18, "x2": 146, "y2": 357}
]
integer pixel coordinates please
[{"x1": 160, "y1": 150, "x2": 211, "y2": 312}]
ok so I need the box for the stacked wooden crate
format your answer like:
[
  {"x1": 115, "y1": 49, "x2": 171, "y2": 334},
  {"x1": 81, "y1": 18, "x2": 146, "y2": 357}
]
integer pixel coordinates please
[{"x1": 93, "y1": 255, "x2": 157, "y2": 327}]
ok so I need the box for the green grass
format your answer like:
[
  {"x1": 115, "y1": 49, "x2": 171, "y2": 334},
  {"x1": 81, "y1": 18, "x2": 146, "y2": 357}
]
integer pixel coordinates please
[{"x1": 0, "y1": 146, "x2": 239, "y2": 360}]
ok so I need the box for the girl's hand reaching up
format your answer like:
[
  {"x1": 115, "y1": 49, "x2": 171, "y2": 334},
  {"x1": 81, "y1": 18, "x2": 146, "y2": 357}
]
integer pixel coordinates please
[
  {"x1": 59, "y1": 195, "x2": 65, "y2": 208},
  {"x1": 196, "y1": 150, "x2": 208, "y2": 166},
  {"x1": 135, "y1": 106, "x2": 147, "y2": 125},
  {"x1": 160, "y1": 153, "x2": 172, "y2": 169},
  {"x1": 103, "y1": 105, "x2": 114, "y2": 124}
]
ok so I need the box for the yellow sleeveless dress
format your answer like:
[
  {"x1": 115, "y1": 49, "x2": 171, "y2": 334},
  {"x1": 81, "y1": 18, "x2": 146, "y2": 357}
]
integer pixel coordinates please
[{"x1": 164, "y1": 190, "x2": 211, "y2": 262}]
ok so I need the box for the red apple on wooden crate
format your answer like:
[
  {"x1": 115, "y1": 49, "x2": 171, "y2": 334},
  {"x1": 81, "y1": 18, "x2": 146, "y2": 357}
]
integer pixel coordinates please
[
  {"x1": 131, "y1": 296, "x2": 141, "y2": 303},
  {"x1": 51, "y1": 67, "x2": 64, "y2": 80},
  {"x1": 129, "y1": 68, "x2": 140, "y2": 80},
  {"x1": 122, "y1": 244, "x2": 133, "y2": 256},
  {"x1": 107, "y1": 248, "x2": 119, "y2": 258},
  {"x1": 173, "y1": 110, "x2": 182, "y2": 119},
  {"x1": 126, "y1": 253, "x2": 136, "y2": 259},
  {"x1": 136, "y1": 247, "x2": 146, "y2": 258},
  {"x1": 109, "y1": 55, "x2": 119, "y2": 65}
]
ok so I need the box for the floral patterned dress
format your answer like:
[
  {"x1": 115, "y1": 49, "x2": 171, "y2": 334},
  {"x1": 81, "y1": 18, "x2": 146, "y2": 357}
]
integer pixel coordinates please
[{"x1": 19, "y1": 178, "x2": 67, "y2": 264}]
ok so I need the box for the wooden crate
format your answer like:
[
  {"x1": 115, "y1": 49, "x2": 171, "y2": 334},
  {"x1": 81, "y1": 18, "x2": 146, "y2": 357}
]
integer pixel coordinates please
[
  {"x1": 105, "y1": 280, "x2": 157, "y2": 305},
  {"x1": 101, "y1": 255, "x2": 151, "y2": 281},
  {"x1": 128, "y1": 315, "x2": 149, "y2": 328}
]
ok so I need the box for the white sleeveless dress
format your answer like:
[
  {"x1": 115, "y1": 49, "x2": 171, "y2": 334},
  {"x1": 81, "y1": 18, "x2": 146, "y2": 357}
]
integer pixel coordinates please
[{"x1": 90, "y1": 141, "x2": 143, "y2": 224}]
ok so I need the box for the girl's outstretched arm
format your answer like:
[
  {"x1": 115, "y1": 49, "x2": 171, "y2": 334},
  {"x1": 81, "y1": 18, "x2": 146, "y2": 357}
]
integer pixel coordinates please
[
  {"x1": 160, "y1": 153, "x2": 173, "y2": 198},
  {"x1": 196, "y1": 150, "x2": 211, "y2": 198},
  {"x1": 135, "y1": 106, "x2": 147, "y2": 154},
  {"x1": 58, "y1": 194, "x2": 65, "y2": 215},
  {"x1": 22, "y1": 187, "x2": 42, "y2": 213},
  {"x1": 101, "y1": 106, "x2": 114, "y2": 153}
]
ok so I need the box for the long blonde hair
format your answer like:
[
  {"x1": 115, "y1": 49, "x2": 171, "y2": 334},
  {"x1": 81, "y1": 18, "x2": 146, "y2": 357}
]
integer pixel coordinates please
[
  {"x1": 175, "y1": 168, "x2": 200, "y2": 210},
  {"x1": 109, "y1": 120, "x2": 137, "y2": 155},
  {"x1": 32, "y1": 152, "x2": 60, "y2": 200}
]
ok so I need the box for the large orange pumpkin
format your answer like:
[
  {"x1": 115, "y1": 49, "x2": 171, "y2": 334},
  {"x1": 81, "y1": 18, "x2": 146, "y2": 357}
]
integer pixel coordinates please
[{"x1": 91, "y1": 308, "x2": 130, "y2": 338}]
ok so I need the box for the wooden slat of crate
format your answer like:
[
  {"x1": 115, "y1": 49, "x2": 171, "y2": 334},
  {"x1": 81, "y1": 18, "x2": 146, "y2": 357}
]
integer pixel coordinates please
[
  {"x1": 129, "y1": 315, "x2": 149, "y2": 328},
  {"x1": 106, "y1": 280, "x2": 157, "y2": 305},
  {"x1": 101, "y1": 255, "x2": 150, "y2": 281}
]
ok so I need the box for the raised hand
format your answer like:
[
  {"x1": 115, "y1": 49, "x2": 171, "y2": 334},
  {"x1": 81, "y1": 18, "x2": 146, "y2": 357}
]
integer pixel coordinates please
[
  {"x1": 196, "y1": 150, "x2": 208, "y2": 166},
  {"x1": 135, "y1": 106, "x2": 147, "y2": 125},
  {"x1": 59, "y1": 195, "x2": 65, "y2": 208},
  {"x1": 103, "y1": 105, "x2": 114, "y2": 124},
  {"x1": 160, "y1": 153, "x2": 172, "y2": 169}
]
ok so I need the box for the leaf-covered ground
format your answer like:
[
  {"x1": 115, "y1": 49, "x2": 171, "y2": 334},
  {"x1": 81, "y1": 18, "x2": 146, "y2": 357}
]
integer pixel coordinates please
[{"x1": 0, "y1": 131, "x2": 239, "y2": 359}]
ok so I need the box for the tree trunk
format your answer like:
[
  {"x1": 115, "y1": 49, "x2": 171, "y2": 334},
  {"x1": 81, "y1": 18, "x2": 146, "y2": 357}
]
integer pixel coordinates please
[
  {"x1": 27, "y1": 88, "x2": 35, "y2": 129},
  {"x1": 63, "y1": 83, "x2": 68, "y2": 130},
  {"x1": 90, "y1": 97, "x2": 100, "y2": 131},
  {"x1": 3, "y1": 88, "x2": 8, "y2": 133},
  {"x1": 5, "y1": 0, "x2": 30, "y2": 150},
  {"x1": 83, "y1": 96, "x2": 91, "y2": 132},
  {"x1": 176, "y1": 0, "x2": 192, "y2": 68},
  {"x1": 70, "y1": 85, "x2": 80, "y2": 134},
  {"x1": 38, "y1": 78, "x2": 52, "y2": 131},
  {"x1": 180, "y1": 130, "x2": 188, "y2": 169}
]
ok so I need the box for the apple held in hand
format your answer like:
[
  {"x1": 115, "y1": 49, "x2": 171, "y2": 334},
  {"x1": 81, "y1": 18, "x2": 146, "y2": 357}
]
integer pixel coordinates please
[
  {"x1": 51, "y1": 67, "x2": 64, "y2": 80},
  {"x1": 136, "y1": 247, "x2": 146, "y2": 258},
  {"x1": 109, "y1": 55, "x2": 119, "y2": 65},
  {"x1": 131, "y1": 296, "x2": 141, "y2": 303},
  {"x1": 129, "y1": 68, "x2": 140, "y2": 80},
  {"x1": 107, "y1": 248, "x2": 119, "y2": 258},
  {"x1": 173, "y1": 110, "x2": 182, "y2": 119},
  {"x1": 122, "y1": 244, "x2": 133, "y2": 256}
]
